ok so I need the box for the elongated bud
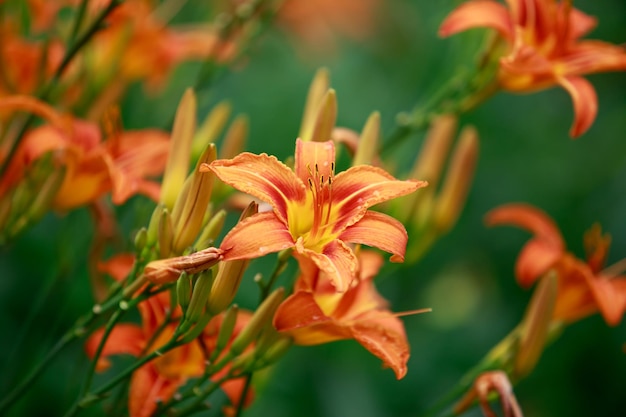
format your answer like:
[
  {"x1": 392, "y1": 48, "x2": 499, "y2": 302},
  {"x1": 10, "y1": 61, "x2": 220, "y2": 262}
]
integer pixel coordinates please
[
  {"x1": 299, "y1": 67, "x2": 330, "y2": 141},
  {"x1": 181, "y1": 310, "x2": 214, "y2": 343},
  {"x1": 215, "y1": 305, "x2": 239, "y2": 355},
  {"x1": 161, "y1": 89, "x2": 196, "y2": 209},
  {"x1": 186, "y1": 270, "x2": 215, "y2": 324},
  {"x1": 433, "y1": 126, "x2": 479, "y2": 233},
  {"x1": 134, "y1": 227, "x2": 148, "y2": 252},
  {"x1": 158, "y1": 208, "x2": 174, "y2": 258},
  {"x1": 143, "y1": 247, "x2": 223, "y2": 284},
  {"x1": 195, "y1": 209, "x2": 227, "y2": 249},
  {"x1": 192, "y1": 101, "x2": 232, "y2": 160},
  {"x1": 515, "y1": 271, "x2": 557, "y2": 378},
  {"x1": 219, "y1": 114, "x2": 248, "y2": 160},
  {"x1": 28, "y1": 160, "x2": 66, "y2": 220},
  {"x1": 177, "y1": 272, "x2": 192, "y2": 312},
  {"x1": 146, "y1": 204, "x2": 163, "y2": 247},
  {"x1": 230, "y1": 287, "x2": 284, "y2": 356},
  {"x1": 309, "y1": 89, "x2": 337, "y2": 143},
  {"x1": 352, "y1": 111, "x2": 380, "y2": 166},
  {"x1": 171, "y1": 144, "x2": 216, "y2": 253},
  {"x1": 256, "y1": 336, "x2": 292, "y2": 368}
]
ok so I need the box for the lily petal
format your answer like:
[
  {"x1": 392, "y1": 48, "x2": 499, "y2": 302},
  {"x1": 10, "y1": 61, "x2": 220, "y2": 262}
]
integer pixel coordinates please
[
  {"x1": 439, "y1": 1, "x2": 514, "y2": 40},
  {"x1": 298, "y1": 239, "x2": 358, "y2": 292},
  {"x1": 85, "y1": 324, "x2": 145, "y2": 371},
  {"x1": 516, "y1": 239, "x2": 563, "y2": 287},
  {"x1": 585, "y1": 274, "x2": 626, "y2": 326},
  {"x1": 339, "y1": 211, "x2": 409, "y2": 263},
  {"x1": 209, "y1": 153, "x2": 306, "y2": 224},
  {"x1": 557, "y1": 75, "x2": 597, "y2": 138},
  {"x1": 332, "y1": 165, "x2": 427, "y2": 232},
  {"x1": 293, "y1": 138, "x2": 335, "y2": 183},
  {"x1": 129, "y1": 364, "x2": 182, "y2": 417},
  {"x1": 220, "y1": 212, "x2": 295, "y2": 260}
]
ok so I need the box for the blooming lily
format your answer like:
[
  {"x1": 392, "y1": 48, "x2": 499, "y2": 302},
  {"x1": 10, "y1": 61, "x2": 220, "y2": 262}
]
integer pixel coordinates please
[
  {"x1": 439, "y1": 0, "x2": 626, "y2": 137},
  {"x1": 86, "y1": 286, "x2": 253, "y2": 417},
  {"x1": 486, "y1": 203, "x2": 626, "y2": 325},
  {"x1": 206, "y1": 138, "x2": 427, "y2": 292},
  {"x1": 273, "y1": 250, "x2": 412, "y2": 379}
]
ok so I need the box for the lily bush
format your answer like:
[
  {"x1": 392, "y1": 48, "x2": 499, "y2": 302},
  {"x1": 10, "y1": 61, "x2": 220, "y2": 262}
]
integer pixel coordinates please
[{"x1": 1, "y1": 1, "x2": 625, "y2": 417}]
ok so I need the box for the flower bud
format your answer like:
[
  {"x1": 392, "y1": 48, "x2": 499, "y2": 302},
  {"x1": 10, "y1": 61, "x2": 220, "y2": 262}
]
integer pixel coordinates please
[
  {"x1": 255, "y1": 336, "x2": 293, "y2": 368},
  {"x1": 432, "y1": 125, "x2": 479, "y2": 233},
  {"x1": 299, "y1": 67, "x2": 330, "y2": 141},
  {"x1": 219, "y1": 114, "x2": 248, "y2": 160},
  {"x1": 195, "y1": 209, "x2": 227, "y2": 249},
  {"x1": 514, "y1": 270, "x2": 557, "y2": 378},
  {"x1": 176, "y1": 271, "x2": 192, "y2": 313},
  {"x1": 309, "y1": 89, "x2": 337, "y2": 143},
  {"x1": 229, "y1": 287, "x2": 284, "y2": 356},
  {"x1": 214, "y1": 305, "x2": 239, "y2": 358},
  {"x1": 352, "y1": 111, "x2": 380, "y2": 166},
  {"x1": 186, "y1": 270, "x2": 215, "y2": 324},
  {"x1": 158, "y1": 208, "x2": 174, "y2": 258},
  {"x1": 146, "y1": 204, "x2": 163, "y2": 247},
  {"x1": 192, "y1": 101, "x2": 231, "y2": 160},
  {"x1": 134, "y1": 227, "x2": 148, "y2": 252},
  {"x1": 161, "y1": 89, "x2": 196, "y2": 209}
]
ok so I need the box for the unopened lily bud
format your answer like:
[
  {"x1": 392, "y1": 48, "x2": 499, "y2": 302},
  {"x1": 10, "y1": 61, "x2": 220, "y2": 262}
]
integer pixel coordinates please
[
  {"x1": 352, "y1": 111, "x2": 380, "y2": 166},
  {"x1": 195, "y1": 209, "x2": 227, "y2": 249},
  {"x1": 181, "y1": 310, "x2": 214, "y2": 343},
  {"x1": 158, "y1": 208, "x2": 174, "y2": 258},
  {"x1": 229, "y1": 287, "x2": 285, "y2": 356},
  {"x1": 299, "y1": 67, "x2": 330, "y2": 141},
  {"x1": 192, "y1": 101, "x2": 232, "y2": 160},
  {"x1": 134, "y1": 227, "x2": 148, "y2": 252},
  {"x1": 186, "y1": 270, "x2": 215, "y2": 324},
  {"x1": 146, "y1": 204, "x2": 163, "y2": 247},
  {"x1": 433, "y1": 125, "x2": 479, "y2": 233},
  {"x1": 176, "y1": 272, "x2": 192, "y2": 312},
  {"x1": 27, "y1": 160, "x2": 66, "y2": 221},
  {"x1": 256, "y1": 336, "x2": 292, "y2": 368},
  {"x1": 171, "y1": 144, "x2": 217, "y2": 254},
  {"x1": 207, "y1": 203, "x2": 257, "y2": 314},
  {"x1": 219, "y1": 115, "x2": 248, "y2": 160},
  {"x1": 309, "y1": 89, "x2": 337, "y2": 143},
  {"x1": 143, "y1": 247, "x2": 223, "y2": 284},
  {"x1": 215, "y1": 305, "x2": 239, "y2": 356},
  {"x1": 161, "y1": 89, "x2": 196, "y2": 209},
  {"x1": 515, "y1": 271, "x2": 557, "y2": 378}
]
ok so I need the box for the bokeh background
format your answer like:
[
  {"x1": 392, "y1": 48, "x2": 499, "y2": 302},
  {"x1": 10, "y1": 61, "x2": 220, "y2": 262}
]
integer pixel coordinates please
[{"x1": 1, "y1": 1, "x2": 625, "y2": 416}]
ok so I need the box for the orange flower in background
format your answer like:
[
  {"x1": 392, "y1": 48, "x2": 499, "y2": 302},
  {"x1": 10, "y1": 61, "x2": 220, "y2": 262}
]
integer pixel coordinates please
[
  {"x1": 439, "y1": 0, "x2": 626, "y2": 137},
  {"x1": 277, "y1": 0, "x2": 380, "y2": 50},
  {"x1": 206, "y1": 138, "x2": 427, "y2": 292},
  {"x1": 273, "y1": 250, "x2": 411, "y2": 379},
  {"x1": 0, "y1": 97, "x2": 170, "y2": 209},
  {"x1": 486, "y1": 203, "x2": 626, "y2": 325},
  {"x1": 86, "y1": 291, "x2": 253, "y2": 417}
]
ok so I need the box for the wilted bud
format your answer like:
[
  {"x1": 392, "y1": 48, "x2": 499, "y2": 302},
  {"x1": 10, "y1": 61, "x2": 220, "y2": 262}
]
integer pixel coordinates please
[
  {"x1": 186, "y1": 270, "x2": 215, "y2": 324},
  {"x1": 229, "y1": 287, "x2": 284, "y2": 356},
  {"x1": 192, "y1": 101, "x2": 232, "y2": 160},
  {"x1": 158, "y1": 208, "x2": 174, "y2": 258},
  {"x1": 195, "y1": 209, "x2": 227, "y2": 249},
  {"x1": 299, "y1": 67, "x2": 330, "y2": 141},
  {"x1": 352, "y1": 111, "x2": 380, "y2": 166},
  {"x1": 143, "y1": 247, "x2": 223, "y2": 284},
  {"x1": 161, "y1": 89, "x2": 196, "y2": 209},
  {"x1": 432, "y1": 126, "x2": 479, "y2": 233},
  {"x1": 514, "y1": 271, "x2": 557, "y2": 378},
  {"x1": 170, "y1": 144, "x2": 217, "y2": 254}
]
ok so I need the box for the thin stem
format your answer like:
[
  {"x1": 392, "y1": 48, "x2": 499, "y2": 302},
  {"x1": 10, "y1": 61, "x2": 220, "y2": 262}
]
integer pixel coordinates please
[{"x1": 234, "y1": 373, "x2": 253, "y2": 417}]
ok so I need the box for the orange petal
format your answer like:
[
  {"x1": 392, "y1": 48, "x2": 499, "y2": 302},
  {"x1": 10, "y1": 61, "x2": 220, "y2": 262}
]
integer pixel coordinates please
[
  {"x1": 585, "y1": 274, "x2": 626, "y2": 326},
  {"x1": 515, "y1": 239, "x2": 562, "y2": 287},
  {"x1": 557, "y1": 75, "x2": 597, "y2": 138},
  {"x1": 339, "y1": 211, "x2": 409, "y2": 263},
  {"x1": 220, "y1": 212, "x2": 295, "y2": 260},
  {"x1": 273, "y1": 291, "x2": 350, "y2": 344},
  {"x1": 293, "y1": 138, "x2": 336, "y2": 183},
  {"x1": 568, "y1": 8, "x2": 597, "y2": 39},
  {"x1": 208, "y1": 152, "x2": 306, "y2": 224},
  {"x1": 298, "y1": 240, "x2": 358, "y2": 292},
  {"x1": 97, "y1": 253, "x2": 136, "y2": 282},
  {"x1": 439, "y1": 1, "x2": 513, "y2": 40},
  {"x1": 129, "y1": 363, "x2": 182, "y2": 417},
  {"x1": 485, "y1": 203, "x2": 564, "y2": 250},
  {"x1": 85, "y1": 324, "x2": 145, "y2": 371},
  {"x1": 332, "y1": 165, "x2": 427, "y2": 232},
  {"x1": 350, "y1": 310, "x2": 409, "y2": 379}
]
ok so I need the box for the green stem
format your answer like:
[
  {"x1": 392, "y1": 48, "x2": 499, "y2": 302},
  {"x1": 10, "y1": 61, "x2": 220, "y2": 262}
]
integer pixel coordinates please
[
  {"x1": 234, "y1": 373, "x2": 253, "y2": 417},
  {"x1": 259, "y1": 251, "x2": 290, "y2": 301}
]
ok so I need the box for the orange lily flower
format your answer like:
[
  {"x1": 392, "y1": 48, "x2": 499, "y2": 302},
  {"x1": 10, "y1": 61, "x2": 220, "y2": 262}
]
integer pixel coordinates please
[
  {"x1": 0, "y1": 98, "x2": 170, "y2": 209},
  {"x1": 274, "y1": 250, "x2": 411, "y2": 379},
  {"x1": 486, "y1": 203, "x2": 626, "y2": 325},
  {"x1": 439, "y1": 0, "x2": 626, "y2": 137},
  {"x1": 86, "y1": 288, "x2": 253, "y2": 417},
  {"x1": 206, "y1": 138, "x2": 427, "y2": 292}
]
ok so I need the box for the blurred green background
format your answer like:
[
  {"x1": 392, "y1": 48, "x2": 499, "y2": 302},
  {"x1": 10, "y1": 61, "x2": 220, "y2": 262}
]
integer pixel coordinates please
[{"x1": 1, "y1": 1, "x2": 625, "y2": 416}]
